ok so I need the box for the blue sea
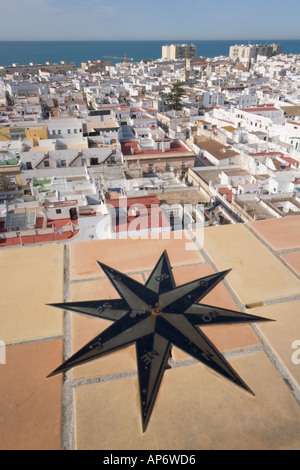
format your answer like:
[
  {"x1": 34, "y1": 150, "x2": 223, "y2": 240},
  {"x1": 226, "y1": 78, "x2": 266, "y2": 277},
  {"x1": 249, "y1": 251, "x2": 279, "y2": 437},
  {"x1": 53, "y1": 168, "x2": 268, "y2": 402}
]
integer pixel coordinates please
[{"x1": 0, "y1": 40, "x2": 300, "y2": 67}]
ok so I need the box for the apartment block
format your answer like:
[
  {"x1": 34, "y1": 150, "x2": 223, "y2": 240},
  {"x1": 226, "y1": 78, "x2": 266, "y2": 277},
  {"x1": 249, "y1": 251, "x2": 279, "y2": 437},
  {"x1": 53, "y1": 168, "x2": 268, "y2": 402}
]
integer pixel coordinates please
[
  {"x1": 229, "y1": 43, "x2": 282, "y2": 61},
  {"x1": 162, "y1": 44, "x2": 197, "y2": 60}
]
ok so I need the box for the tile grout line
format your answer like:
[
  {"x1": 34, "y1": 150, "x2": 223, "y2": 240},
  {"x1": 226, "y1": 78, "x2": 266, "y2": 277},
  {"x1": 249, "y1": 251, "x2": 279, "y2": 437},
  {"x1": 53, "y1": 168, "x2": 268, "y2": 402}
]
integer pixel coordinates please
[
  {"x1": 69, "y1": 262, "x2": 208, "y2": 284},
  {"x1": 61, "y1": 243, "x2": 75, "y2": 451},
  {"x1": 0, "y1": 241, "x2": 63, "y2": 251},
  {"x1": 277, "y1": 247, "x2": 300, "y2": 254},
  {"x1": 188, "y1": 228, "x2": 300, "y2": 307},
  {"x1": 251, "y1": 323, "x2": 300, "y2": 404},
  {"x1": 5, "y1": 335, "x2": 64, "y2": 347},
  {"x1": 262, "y1": 294, "x2": 300, "y2": 305},
  {"x1": 188, "y1": 228, "x2": 300, "y2": 405},
  {"x1": 72, "y1": 369, "x2": 138, "y2": 388},
  {"x1": 70, "y1": 345, "x2": 264, "y2": 389},
  {"x1": 171, "y1": 345, "x2": 265, "y2": 368},
  {"x1": 244, "y1": 224, "x2": 300, "y2": 280}
]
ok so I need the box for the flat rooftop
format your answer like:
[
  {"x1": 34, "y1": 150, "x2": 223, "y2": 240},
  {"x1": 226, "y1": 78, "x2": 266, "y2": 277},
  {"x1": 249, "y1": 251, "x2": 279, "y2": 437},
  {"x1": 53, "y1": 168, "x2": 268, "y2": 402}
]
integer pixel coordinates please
[
  {"x1": 0, "y1": 217, "x2": 300, "y2": 449},
  {"x1": 156, "y1": 189, "x2": 208, "y2": 205},
  {"x1": 121, "y1": 140, "x2": 193, "y2": 157},
  {"x1": 192, "y1": 167, "x2": 222, "y2": 186}
]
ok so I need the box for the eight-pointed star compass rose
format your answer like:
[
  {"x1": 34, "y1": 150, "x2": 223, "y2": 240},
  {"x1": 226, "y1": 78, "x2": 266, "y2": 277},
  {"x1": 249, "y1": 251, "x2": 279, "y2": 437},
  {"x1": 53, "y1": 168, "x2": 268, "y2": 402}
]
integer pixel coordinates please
[{"x1": 48, "y1": 250, "x2": 273, "y2": 432}]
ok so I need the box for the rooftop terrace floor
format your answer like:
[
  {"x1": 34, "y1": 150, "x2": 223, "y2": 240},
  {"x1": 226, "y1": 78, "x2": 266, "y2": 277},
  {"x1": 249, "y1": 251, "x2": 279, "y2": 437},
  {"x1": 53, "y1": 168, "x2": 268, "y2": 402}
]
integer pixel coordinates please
[{"x1": 0, "y1": 218, "x2": 300, "y2": 450}]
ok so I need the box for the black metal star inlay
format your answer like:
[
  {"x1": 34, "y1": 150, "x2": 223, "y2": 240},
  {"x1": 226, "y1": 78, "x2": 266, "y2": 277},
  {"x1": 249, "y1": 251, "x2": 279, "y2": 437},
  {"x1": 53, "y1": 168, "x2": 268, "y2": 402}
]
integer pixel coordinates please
[{"x1": 47, "y1": 250, "x2": 273, "y2": 432}]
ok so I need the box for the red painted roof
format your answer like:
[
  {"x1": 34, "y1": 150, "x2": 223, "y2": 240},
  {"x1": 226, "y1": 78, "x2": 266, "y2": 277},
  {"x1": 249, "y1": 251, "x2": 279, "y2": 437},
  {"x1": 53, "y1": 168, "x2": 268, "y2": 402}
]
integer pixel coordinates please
[
  {"x1": 0, "y1": 217, "x2": 78, "y2": 247},
  {"x1": 218, "y1": 187, "x2": 233, "y2": 203},
  {"x1": 121, "y1": 140, "x2": 191, "y2": 156},
  {"x1": 281, "y1": 156, "x2": 299, "y2": 166},
  {"x1": 213, "y1": 117, "x2": 235, "y2": 124},
  {"x1": 241, "y1": 107, "x2": 280, "y2": 113},
  {"x1": 43, "y1": 200, "x2": 78, "y2": 208},
  {"x1": 249, "y1": 152, "x2": 285, "y2": 157},
  {"x1": 107, "y1": 195, "x2": 171, "y2": 232}
]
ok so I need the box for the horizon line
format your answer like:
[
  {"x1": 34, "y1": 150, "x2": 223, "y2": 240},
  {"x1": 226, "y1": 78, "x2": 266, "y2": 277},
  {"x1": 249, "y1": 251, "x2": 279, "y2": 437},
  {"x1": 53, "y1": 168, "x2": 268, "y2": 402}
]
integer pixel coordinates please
[{"x1": 0, "y1": 38, "x2": 299, "y2": 42}]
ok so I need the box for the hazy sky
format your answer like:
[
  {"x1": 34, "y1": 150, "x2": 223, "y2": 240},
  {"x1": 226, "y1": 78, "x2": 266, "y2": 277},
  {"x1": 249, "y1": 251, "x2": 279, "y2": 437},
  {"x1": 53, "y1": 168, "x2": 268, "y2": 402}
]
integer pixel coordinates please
[{"x1": 0, "y1": 0, "x2": 299, "y2": 41}]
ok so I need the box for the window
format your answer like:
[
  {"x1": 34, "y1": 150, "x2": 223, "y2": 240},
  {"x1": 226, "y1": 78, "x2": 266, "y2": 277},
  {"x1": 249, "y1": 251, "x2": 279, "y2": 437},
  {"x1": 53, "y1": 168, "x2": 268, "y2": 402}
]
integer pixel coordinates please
[
  {"x1": 74, "y1": 129, "x2": 77, "y2": 134},
  {"x1": 58, "y1": 130, "x2": 61, "y2": 135},
  {"x1": 56, "y1": 209, "x2": 62, "y2": 214},
  {"x1": 44, "y1": 160, "x2": 49, "y2": 167},
  {"x1": 67, "y1": 129, "x2": 71, "y2": 134},
  {"x1": 61, "y1": 160, "x2": 66, "y2": 167}
]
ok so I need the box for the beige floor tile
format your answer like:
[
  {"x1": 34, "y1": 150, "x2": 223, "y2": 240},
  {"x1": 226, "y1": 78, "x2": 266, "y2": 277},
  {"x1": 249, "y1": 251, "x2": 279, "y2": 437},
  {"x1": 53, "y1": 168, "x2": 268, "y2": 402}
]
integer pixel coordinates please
[
  {"x1": 69, "y1": 275, "x2": 144, "y2": 380},
  {"x1": 251, "y1": 300, "x2": 300, "y2": 385},
  {"x1": 70, "y1": 277, "x2": 134, "y2": 302},
  {"x1": 0, "y1": 245, "x2": 64, "y2": 343},
  {"x1": 201, "y1": 224, "x2": 300, "y2": 305},
  {"x1": 172, "y1": 264, "x2": 239, "y2": 309},
  {"x1": 280, "y1": 251, "x2": 300, "y2": 275},
  {"x1": 170, "y1": 264, "x2": 261, "y2": 361},
  {"x1": 74, "y1": 378, "x2": 156, "y2": 450},
  {"x1": 0, "y1": 340, "x2": 63, "y2": 450},
  {"x1": 249, "y1": 215, "x2": 300, "y2": 251},
  {"x1": 69, "y1": 232, "x2": 204, "y2": 281},
  {"x1": 200, "y1": 323, "x2": 261, "y2": 354},
  {"x1": 74, "y1": 351, "x2": 300, "y2": 450}
]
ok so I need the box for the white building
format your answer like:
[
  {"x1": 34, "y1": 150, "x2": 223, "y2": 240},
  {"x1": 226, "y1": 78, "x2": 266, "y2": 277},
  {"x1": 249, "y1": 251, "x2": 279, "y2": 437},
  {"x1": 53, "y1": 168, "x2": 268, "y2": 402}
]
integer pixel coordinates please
[
  {"x1": 219, "y1": 169, "x2": 253, "y2": 187},
  {"x1": 47, "y1": 118, "x2": 83, "y2": 138},
  {"x1": 196, "y1": 139, "x2": 240, "y2": 167},
  {"x1": 268, "y1": 171, "x2": 300, "y2": 194},
  {"x1": 235, "y1": 93, "x2": 258, "y2": 109},
  {"x1": 237, "y1": 105, "x2": 285, "y2": 125},
  {"x1": 0, "y1": 80, "x2": 6, "y2": 105}
]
